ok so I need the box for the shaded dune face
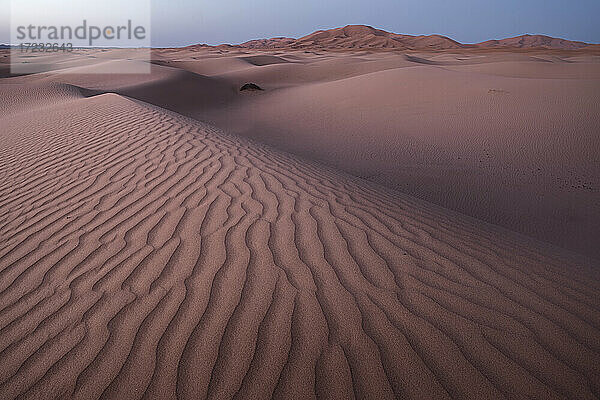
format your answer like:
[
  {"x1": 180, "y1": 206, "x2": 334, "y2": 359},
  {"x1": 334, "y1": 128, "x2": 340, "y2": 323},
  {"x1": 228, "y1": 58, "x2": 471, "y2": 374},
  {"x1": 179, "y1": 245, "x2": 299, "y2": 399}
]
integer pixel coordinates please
[{"x1": 0, "y1": 90, "x2": 599, "y2": 400}]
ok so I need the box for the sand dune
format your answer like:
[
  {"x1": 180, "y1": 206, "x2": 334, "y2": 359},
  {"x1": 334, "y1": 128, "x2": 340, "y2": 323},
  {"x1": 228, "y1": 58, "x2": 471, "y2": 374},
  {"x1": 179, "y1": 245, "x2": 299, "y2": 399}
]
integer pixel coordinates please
[
  {"x1": 241, "y1": 38, "x2": 297, "y2": 50},
  {"x1": 10, "y1": 47, "x2": 597, "y2": 257},
  {"x1": 240, "y1": 25, "x2": 463, "y2": 51},
  {"x1": 140, "y1": 48, "x2": 600, "y2": 259},
  {"x1": 237, "y1": 25, "x2": 595, "y2": 50},
  {"x1": 478, "y1": 34, "x2": 589, "y2": 50},
  {"x1": 0, "y1": 75, "x2": 600, "y2": 400}
]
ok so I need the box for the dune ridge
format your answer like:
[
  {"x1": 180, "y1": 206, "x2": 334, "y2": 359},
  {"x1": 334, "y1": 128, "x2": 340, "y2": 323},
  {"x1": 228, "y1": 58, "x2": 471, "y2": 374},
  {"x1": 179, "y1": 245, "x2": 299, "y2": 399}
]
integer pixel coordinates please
[{"x1": 0, "y1": 82, "x2": 599, "y2": 400}]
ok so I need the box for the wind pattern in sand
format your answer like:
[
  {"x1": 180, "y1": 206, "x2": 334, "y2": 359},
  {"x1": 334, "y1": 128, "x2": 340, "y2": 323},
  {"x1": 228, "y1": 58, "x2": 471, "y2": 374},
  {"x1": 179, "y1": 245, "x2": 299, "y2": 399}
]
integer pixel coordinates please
[{"x1": 1, "y1": 91, "x2": 600, "y2": 400}]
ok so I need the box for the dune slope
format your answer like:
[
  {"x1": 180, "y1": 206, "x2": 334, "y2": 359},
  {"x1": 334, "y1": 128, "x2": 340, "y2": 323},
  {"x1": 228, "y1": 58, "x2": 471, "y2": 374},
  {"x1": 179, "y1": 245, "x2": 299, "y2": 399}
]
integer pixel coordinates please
[
  {"x1": 0, "y1": 85, "x2": 599, "y2": 400},
  {"x1": 14, "y1": 45, "x2": 598, "y2": 263},
  {"x1": 195, "y1": 56, "x2": 600, "y2": 259}
]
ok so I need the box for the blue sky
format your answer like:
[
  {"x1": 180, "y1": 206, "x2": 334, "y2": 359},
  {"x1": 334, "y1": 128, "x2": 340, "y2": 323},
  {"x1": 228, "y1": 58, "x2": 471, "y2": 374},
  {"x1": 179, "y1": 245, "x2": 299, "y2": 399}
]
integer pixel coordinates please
[{"x1": 2, "y1": 0, "x2": 599, "y2": 46}]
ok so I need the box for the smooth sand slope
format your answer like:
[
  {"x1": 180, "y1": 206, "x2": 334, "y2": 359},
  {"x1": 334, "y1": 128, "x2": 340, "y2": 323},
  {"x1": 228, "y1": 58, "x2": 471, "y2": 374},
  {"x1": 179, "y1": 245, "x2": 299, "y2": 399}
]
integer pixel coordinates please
[{"x1": 1, "y1": 79, "x2": 600, "y2": 399}]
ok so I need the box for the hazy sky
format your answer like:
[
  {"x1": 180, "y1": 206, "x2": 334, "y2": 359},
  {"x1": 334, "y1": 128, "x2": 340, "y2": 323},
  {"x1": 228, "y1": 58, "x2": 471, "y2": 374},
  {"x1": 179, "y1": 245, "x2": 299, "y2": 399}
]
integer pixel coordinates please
[{"x1": 2, "y1": 0, "x2": 599, "y2": 47}]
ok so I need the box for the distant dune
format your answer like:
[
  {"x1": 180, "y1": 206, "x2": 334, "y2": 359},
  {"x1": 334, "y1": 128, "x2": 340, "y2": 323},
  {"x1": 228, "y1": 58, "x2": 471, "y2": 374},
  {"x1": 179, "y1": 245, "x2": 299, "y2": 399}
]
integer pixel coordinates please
[
  {"x1": 241, "y1": 37, "x2": 297, "y2": 49},
  {"x1": 241, "y1": 25, "x2": 463, "y2": 50},
  {"x1": 478, "y1": 34, "x2": 590, "y2": 49},
  {"x1": 237, "y1": 24, "x2": 593, "y2": 50}
]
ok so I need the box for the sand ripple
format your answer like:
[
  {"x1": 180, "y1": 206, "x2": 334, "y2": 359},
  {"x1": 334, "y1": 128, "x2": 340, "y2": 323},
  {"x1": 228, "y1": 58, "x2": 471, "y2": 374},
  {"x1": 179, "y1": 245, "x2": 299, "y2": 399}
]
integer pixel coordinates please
[{"x1": 0, "y1": 92, "x2": 599, "y2": 399}]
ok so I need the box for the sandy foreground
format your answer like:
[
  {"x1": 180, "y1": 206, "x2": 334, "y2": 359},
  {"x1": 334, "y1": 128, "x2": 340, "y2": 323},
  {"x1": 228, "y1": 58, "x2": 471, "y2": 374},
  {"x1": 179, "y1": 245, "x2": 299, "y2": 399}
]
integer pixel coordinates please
[{"x1": 1, "y1": 48, "x2": 600, "y2": 399}]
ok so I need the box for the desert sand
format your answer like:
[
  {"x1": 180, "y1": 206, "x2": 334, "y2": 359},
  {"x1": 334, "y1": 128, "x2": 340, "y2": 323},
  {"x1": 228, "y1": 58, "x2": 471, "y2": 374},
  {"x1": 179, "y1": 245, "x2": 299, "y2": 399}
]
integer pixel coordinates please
[
  {"x1": 1, "y1": 26, "x2": 600, "y2": 400},
  {"x1": 148, "y1": 45, "x2": 600, "y2": 259}
]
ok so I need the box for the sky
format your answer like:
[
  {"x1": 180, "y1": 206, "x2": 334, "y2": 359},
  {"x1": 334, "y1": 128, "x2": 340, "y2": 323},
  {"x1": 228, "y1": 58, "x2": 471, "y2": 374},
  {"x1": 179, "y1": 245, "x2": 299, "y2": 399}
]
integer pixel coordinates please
[{"x1": 1, "y1": 0, "x2": 600, "y2": 47}]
